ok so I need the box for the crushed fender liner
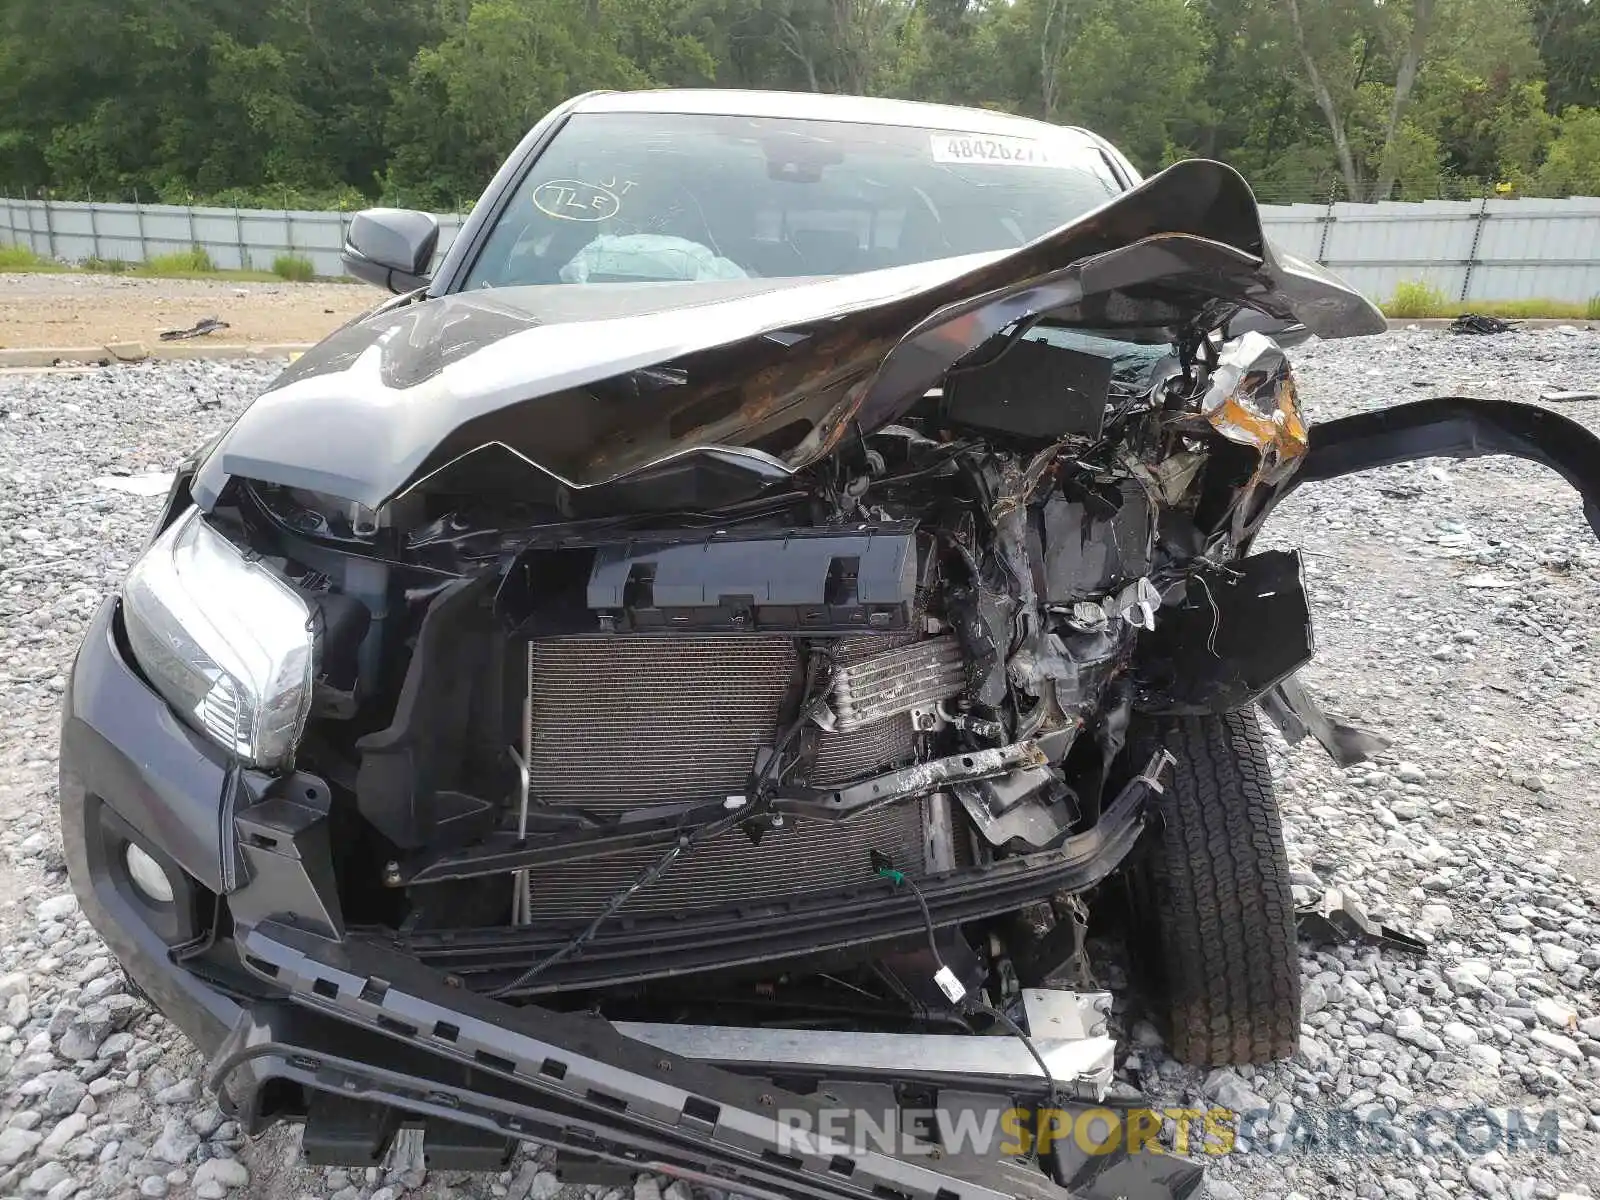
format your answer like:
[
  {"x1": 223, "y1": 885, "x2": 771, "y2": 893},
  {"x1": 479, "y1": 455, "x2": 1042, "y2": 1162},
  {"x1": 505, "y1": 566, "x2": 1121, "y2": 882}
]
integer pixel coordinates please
[
  {"x1": 1270, "y1": 396, "x2": 1600, "y2": 540},
  {"x1": 223, "y1": 924, "x2": 1205, "y2": 1200},
  {"x1": 374, "y1": 779, "x2": 1150, "y2": 996},
  {"x1": 1133, "y1": 550, "x2": 1312, "y2": 715}
]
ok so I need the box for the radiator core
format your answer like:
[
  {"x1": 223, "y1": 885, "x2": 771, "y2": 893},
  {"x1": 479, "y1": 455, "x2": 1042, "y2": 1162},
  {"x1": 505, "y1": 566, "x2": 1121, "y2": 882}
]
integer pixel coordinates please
[{"x1": 522, "y1": 635, "x2": 926, "y2": 918}]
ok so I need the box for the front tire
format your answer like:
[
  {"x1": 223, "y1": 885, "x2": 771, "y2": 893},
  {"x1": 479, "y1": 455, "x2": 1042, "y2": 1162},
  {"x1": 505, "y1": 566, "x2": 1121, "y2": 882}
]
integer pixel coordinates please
[{"x1": 1129, "y1": 709, "x2": 1300, "y2": 1065}]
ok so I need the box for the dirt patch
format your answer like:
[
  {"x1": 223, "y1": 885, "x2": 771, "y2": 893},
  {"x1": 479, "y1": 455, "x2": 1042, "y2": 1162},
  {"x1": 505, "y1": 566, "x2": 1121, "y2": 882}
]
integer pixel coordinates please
[{"x1": 0, "y1": 271, "x2": 377, "y2": 349}]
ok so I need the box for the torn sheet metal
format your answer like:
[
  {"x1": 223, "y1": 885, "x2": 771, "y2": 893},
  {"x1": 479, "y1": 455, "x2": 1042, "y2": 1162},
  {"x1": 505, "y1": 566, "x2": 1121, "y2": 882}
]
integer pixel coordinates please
[
  {"x1": 1193, "y1": 332, "x2": 1309, "y2": 544},
  {"x1": 1198, "y1": 332, "x2": 1308, "y2": 470},
  {"x1": 1297, "y1": 888, "x2": 1429, "y2": 956},
  {"x1": 1257, "y1": 674, "x2": 1388, "y2": 767},
  {"x1": 1126, "y1": 449, "x2": 1204, "y2": 506},
  {"x1": 951, "y1": 768, "x2": 1076, "y2": 849}
]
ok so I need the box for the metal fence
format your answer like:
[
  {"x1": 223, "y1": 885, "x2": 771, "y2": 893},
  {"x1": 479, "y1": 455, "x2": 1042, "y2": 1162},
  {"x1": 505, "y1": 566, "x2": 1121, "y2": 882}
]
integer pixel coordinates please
[
  {"x1": 4, "y1": 194, "x2": 1600, "y2": 304},
  {"x1": 1260, "y1": 196, "x2": 1600, "y2": 304},
  {"x1": 0, "y1": 198, "x2": 465, "y2": 279}
]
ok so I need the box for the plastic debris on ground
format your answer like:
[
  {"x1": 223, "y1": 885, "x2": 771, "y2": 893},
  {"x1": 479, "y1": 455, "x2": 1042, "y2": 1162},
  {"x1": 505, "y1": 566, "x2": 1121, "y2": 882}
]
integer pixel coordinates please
[
  {"x1": 1297, "y1": 887, "x2": 1430, "y2": 955},
  {"x1": 1448, "y1": 313, "x2": 1517, "y2": 335},
  {"x1": 158, "y1": 316, "x2": 231, "y2": 341}
]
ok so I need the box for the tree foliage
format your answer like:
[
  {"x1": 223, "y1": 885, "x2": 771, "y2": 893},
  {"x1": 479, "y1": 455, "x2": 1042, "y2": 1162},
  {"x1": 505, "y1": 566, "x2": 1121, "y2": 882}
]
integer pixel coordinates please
[{"x1": 2, "y1": 0, "x2": 1598, "y2": 206}]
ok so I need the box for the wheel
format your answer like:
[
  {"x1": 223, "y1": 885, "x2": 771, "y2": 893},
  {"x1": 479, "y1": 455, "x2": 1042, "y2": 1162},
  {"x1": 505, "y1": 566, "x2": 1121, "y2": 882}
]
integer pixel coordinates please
[{"x1": 1127, "y1": 708, "x2": 1300, "y2": 1065}]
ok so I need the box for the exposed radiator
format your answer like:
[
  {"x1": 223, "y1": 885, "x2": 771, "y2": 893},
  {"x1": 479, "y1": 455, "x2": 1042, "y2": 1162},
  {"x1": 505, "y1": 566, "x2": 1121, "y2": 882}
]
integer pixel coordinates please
[{"x1": 523, "y1": 634, "x2": 927, "y2": 918}]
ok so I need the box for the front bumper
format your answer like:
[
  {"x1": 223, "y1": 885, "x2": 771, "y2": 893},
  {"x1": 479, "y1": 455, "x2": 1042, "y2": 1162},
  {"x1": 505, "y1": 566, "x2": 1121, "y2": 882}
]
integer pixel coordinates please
[
  {"x1": 222, "y1": 922, "x2": 1203, "y2": 1200},
  {"x1": 58, "y1": 597, "x2": 1199, "y2": 1199},
  {"x1": 59, "y1": 597, "x2": 240, "y2": 1056}
]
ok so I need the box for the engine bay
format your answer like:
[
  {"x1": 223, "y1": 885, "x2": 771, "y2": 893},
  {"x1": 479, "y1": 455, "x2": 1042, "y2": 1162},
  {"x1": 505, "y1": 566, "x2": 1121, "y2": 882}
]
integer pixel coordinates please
[{"x1": 205, "y1": 321, "x2": 1318, "y2": 1041}]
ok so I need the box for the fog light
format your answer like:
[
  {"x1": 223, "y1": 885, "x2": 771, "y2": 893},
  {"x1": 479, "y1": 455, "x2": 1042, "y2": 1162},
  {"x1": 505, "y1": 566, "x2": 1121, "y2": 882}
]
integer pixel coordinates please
[{"x1": 124, "y1": 843, "x2": 174, "y2": 904}]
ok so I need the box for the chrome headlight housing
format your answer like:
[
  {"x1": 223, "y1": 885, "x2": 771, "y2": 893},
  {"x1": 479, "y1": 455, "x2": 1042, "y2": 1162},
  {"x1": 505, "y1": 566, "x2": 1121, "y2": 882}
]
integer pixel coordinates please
[{"x1": 122, "y1": 506, "x2": 316, "y2": 771}]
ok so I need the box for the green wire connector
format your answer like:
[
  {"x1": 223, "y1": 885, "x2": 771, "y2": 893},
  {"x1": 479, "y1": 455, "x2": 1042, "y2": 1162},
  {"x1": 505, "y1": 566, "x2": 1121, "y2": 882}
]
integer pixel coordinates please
[{"x1": 869, "y1": 849, "x2": 902, "y2": 884}]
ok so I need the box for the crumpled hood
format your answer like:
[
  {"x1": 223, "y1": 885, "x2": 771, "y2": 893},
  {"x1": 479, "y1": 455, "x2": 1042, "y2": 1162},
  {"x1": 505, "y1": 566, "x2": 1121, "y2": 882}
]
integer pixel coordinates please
[{"x1": 192, "y1": 159, "x2": 1384, "y2": 512}]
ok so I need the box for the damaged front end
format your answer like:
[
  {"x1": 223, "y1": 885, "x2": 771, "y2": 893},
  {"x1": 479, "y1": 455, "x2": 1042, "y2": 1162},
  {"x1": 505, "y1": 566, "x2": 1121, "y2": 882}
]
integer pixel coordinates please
[{"x1": 61, "y1": 146, "x2": 1600, "y2": 1200}]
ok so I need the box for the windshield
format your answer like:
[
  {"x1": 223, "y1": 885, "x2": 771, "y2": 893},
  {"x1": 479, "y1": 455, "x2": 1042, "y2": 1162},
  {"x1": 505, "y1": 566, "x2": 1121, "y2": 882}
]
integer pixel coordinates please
[{"x1": 463, "y1": 112, "x2": 1125, "y2": 290}]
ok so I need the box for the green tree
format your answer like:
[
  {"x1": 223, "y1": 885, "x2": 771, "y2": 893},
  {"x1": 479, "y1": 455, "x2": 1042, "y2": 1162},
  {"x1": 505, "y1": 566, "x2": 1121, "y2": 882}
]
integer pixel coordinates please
[
  {"x1": 1055, "y1": 0, "x2": 1205, "y2": 167},
  {"x1": 386, "y1": 0, "x2": 647, "y2": 206},
  {"x1": 1277, "y1": 0, "x2": 1444, "y2": 200},
  {"x1": 1533, "y1": 0, "x2": 1600, "y2": 111},
  {"x1": 2, "y1": 0, "x2": 1600, "y2": 210},
  {"x1": 983, "y1": 0, "x2": 1204, "y2": 170},
  {"x1": 1536, "y1": 106, "x2": 1600, "y2": 195}
]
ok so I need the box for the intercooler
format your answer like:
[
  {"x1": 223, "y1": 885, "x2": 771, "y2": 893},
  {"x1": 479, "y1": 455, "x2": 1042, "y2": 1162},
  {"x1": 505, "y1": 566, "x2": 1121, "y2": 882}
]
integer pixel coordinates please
[{"x1": 522, "y1": 634, "x2": 932, "y2": 919}]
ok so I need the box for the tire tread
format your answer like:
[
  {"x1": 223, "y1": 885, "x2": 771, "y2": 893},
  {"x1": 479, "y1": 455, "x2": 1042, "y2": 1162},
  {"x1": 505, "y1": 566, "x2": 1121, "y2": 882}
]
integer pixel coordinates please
[{"x1": 1134, "y1": 709, "x2": 1300, "y2": 1065}]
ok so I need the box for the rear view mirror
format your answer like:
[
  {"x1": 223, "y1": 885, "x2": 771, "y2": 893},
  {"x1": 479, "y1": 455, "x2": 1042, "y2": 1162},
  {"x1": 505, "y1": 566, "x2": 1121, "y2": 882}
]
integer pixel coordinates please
[{"x1": 342, "y1": 208, "x2": 439, "y2": 293}]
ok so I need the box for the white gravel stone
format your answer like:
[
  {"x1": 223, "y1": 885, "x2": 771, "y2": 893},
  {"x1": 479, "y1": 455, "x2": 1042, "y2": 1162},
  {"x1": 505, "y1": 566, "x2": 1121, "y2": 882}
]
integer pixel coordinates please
[
  {"x1": 22, "y1": 1162, "x2": 71, "y2": 1195},
  {"x1": 34, "y1": 897, "x2": 77, "y2": 924},
  {"x1": 1398, "y1": 1025, "x2": 1446, "y2": 1053},
  {"x1": 1530, "y1": 1030, "x2": 1585, "y2": 1062},
  {"x1": 1541, "y1": 944, "x2": 1581, "y2": 972},
  {"x1": 1419, "y1": 903, "x2": 1455, "y2": 929},
  {"x1": 1441, "y1": 1021, "x2": 1479, "y2": 1047},
  {"x1": 0, "y1": 1127, "x2": 42, "y2": 1166},
  {"x1": 191, "y1": 1157, "x2": 249, "y2": 1191},
  {"x1": 1468, "y1": 1043, "x2": 1504, "y2": 1071},
  {"x1": 152, "y1": 1079, "x2": 199, "y2": 1106},
  {"x1": 147, "y1": 1117, "x2": 198, "y2": 1165},
  {"x1": 40, "y1": 1077, "x2": 86, "y2": 1118},
  {"x1": 35, "y1": 1113, "x2": 87, "y2": 1160},
  {"x1": 1535, "y1": 997, "x2": 1579, "y2": 1030}
]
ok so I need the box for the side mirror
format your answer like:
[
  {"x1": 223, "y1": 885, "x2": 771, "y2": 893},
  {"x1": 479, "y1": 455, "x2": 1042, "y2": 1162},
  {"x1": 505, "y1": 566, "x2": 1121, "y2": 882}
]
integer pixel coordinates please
[{"x1": 342, "y1": 208, "x2": 440, "y2": 293}]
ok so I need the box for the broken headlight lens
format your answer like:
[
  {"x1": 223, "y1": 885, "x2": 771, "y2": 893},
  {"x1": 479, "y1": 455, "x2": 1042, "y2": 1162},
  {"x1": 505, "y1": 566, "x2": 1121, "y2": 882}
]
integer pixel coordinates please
[{"x1": 122, "y1": 506, "x2": 316, "y2": 771}]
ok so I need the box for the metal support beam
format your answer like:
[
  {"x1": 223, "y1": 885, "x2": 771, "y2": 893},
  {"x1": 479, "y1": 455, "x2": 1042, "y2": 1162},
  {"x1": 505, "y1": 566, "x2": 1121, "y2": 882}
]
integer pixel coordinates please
[{"x1": 614, "y1": 1016, "x2": 1116, "y2": 1101}]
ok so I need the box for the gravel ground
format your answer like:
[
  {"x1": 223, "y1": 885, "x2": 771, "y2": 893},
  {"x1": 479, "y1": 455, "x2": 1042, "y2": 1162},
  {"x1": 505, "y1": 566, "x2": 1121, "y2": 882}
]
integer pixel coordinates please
[
  {"x1": 0, "y1": 273, "x2": 374, "y2": 350},
  {"x1": 3, "y1": 328, "x2": 1600, "y2": 1200}
]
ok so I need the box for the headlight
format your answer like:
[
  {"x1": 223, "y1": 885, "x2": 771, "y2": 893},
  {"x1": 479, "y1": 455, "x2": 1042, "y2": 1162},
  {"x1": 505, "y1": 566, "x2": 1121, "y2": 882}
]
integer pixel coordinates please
[{"x1": 122, "y1": 506, "x2": 316, "y2": 771}]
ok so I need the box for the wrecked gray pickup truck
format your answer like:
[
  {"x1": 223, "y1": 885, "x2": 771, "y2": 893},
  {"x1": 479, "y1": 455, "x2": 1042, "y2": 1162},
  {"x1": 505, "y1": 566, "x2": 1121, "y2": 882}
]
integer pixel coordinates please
[{"x1": 58, "y1": 91, "x2": 1600, "y2": 1200}]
